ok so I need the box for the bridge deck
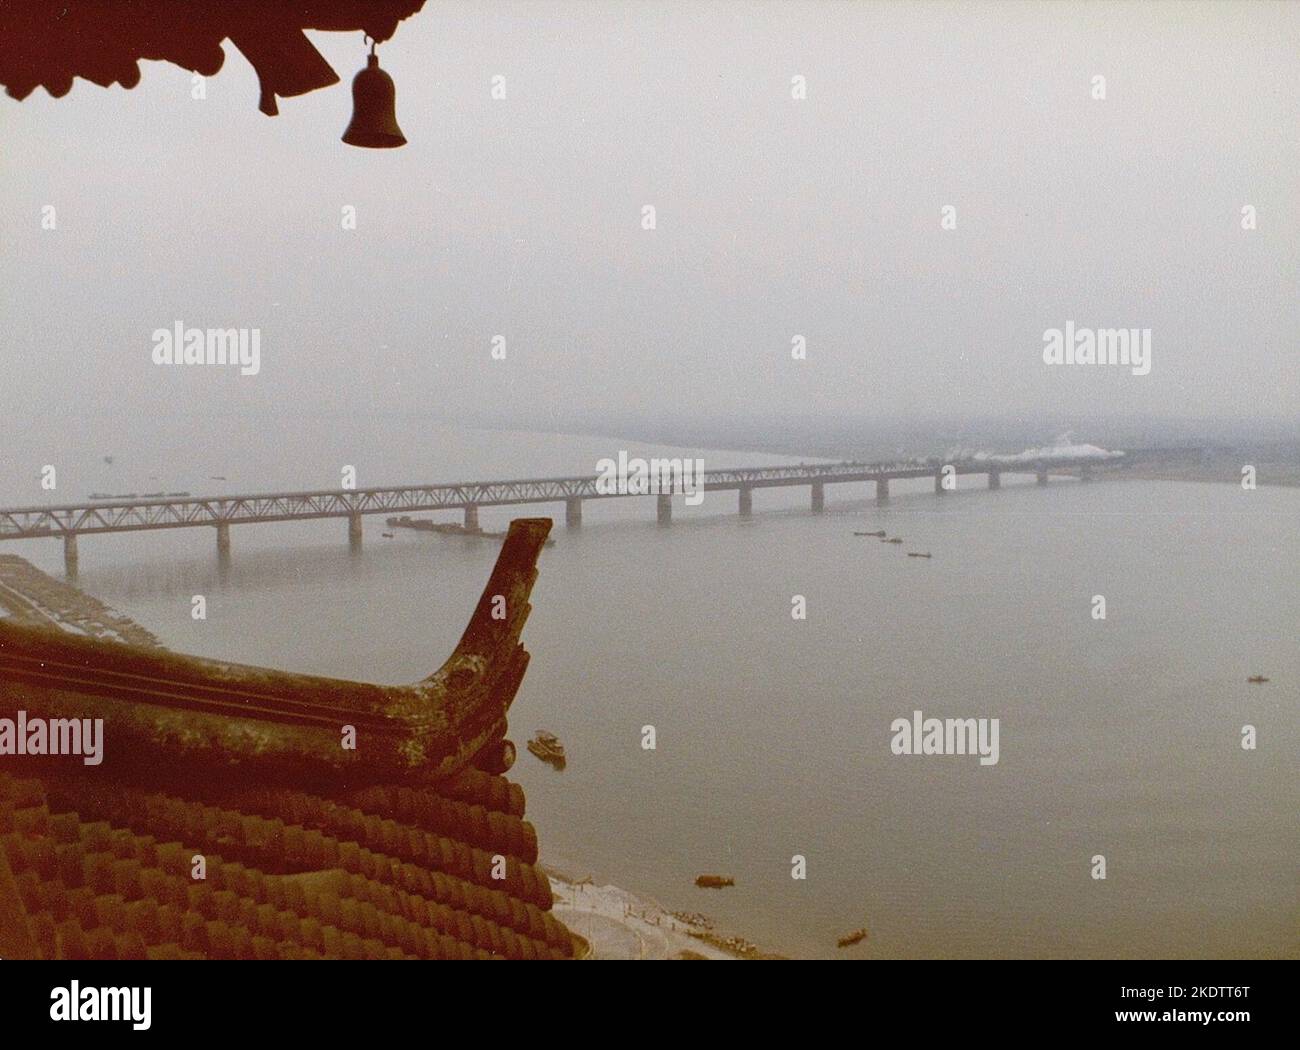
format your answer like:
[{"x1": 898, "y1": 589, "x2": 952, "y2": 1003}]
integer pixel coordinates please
[{"x1": 0, "y1": 457, "x2": 1119, "y2": 540}]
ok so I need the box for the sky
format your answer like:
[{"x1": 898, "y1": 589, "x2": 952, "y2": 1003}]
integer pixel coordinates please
[{"x1": 2, "y1": 0, "x2": 1297, "y2": 464}]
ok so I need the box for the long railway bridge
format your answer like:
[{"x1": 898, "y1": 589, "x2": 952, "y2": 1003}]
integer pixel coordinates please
[{"x1": 1, "y1": 454, "x2": 1137, "y2": 574}]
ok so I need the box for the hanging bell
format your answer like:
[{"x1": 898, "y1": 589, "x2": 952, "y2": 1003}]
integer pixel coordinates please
[{"x1": 341, "y1": 50, "x2": 406, "y2": 148}]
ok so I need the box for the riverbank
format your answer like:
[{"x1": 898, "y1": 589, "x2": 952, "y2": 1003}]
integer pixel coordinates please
[
  {"x1": 0, "y1": 554, "x2": 161, "y2": 646},
  {"x1": 546, "y1": 866, "x2": 782, "y2": 959}
]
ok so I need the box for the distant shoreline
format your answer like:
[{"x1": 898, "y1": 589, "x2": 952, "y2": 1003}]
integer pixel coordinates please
[{"x1": 1107, "y1": 463, "x2": 1300, "y2": 487}]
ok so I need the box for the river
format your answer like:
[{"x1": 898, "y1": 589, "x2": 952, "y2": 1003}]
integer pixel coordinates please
[{"x1": 3, "y1": 425, "x2": 1296, "y2": 958}]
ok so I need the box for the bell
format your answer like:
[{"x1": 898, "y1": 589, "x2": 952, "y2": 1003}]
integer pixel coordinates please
[{"x1": 341, "y1": 53, "x2": 406, "y2": 148}]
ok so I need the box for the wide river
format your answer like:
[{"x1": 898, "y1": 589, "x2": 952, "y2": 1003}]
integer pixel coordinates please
[{"x1": 5, "y1": 426, "x2": 1297, "y2": 958}]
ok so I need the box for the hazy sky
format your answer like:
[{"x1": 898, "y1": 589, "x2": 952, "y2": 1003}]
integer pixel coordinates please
[{"x1": 3, "y1": 0, "x2": 1297, "y2": 458}]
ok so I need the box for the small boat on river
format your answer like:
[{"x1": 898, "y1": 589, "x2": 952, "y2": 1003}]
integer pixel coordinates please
[{"x1": 527, "y1": 729, "x2": 566, "y2": 768}]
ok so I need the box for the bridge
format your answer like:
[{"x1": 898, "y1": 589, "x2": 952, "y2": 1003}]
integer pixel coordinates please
[{"x1": 0, "y1": 454, "x2": 1133, "y2": 574}]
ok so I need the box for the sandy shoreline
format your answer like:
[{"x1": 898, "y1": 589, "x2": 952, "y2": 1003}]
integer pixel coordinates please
[
  {"x1": 0, "y1": 554, "x2": 162, "y2": 646},
  {"x1": 545, "y1": 865, "x2": 781, "y2": 959}
]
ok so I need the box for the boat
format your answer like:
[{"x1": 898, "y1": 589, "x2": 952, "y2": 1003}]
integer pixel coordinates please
[
  {"x1": 0, "y1": 518, "x2": 553, "y2": 784},
  {"x1": 907, "y1": 552, "x2": 932, "y2": 559},
  {"x1": 1247, "y1": 675, "x2": 1270, "y2": 684},
  {"x1": 387, "y1": 515, "x2": 481, "y2": 536},
  {"x1": 527, "y1": 729, "x2": 566, "y2": 768},
  {"x1": 883, "y1": 537, "x2": 903, "y2": 544},
  {"x1": 837, "y1": 927, "x2": 868, "y2": 948},
  {"x1": 694, "y1": 875, "x2": 735, "y2": 889},
  {"x1": 381, "y1": 531, "x2": 395, "y2": 539},
  {"x1": 853, "y1": 530, "x2": 886, "y2": 537},
  {"x1": 388, "y1": 516, "x2": 556, "y2": 547}
]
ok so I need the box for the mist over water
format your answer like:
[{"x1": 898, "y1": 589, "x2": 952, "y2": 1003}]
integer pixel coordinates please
[{"x1": 9, "y1": 428, "x2": 1296, "y2": 959}]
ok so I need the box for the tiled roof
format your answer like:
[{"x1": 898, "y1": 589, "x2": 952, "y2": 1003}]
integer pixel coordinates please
[
  {"x1": 0, "y1": 519, "x2": 572, "y2": 960},
  {"x1": 0, "y1": 767, "x2": 573, "y2": 960}
]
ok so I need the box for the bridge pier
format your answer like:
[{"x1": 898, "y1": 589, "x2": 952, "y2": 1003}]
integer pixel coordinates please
[
  {"x1": 1036, "y1": 472, "x2": 1049, "y2": 486},
  {"x1": 464, "y1": 505, "x2": 480, "y2": 532},
  {"x1": 215, "y1": 522, "x2": 231, "y2": 558},
  {"x1": 875, "y1": 477, "x2": 889, "y2": 501},
  {"x1": 565, "y1": 497, "x2": 583, "y2": 530},
  {"x1": 987, "y1": 470, "x2": 1001, "y2": 490},
  {"x1": 738, "y1": 486, "x2": 753, "y2": 518},
  {"x1": 656, "y1": 493, "x2": 672, "y2": 526},
  {"x1": 347, "y1": 513, "x2": 363, "y2": 551},
  {"x1": 63, "y1": 533, "x2": 78, "y2": 577},
  {"x1": 1079, "y1": 466, "x2": 1094, "y2": 484},
  {"x1": 810, "y1": 481, "x2": 824, "y2": 513}
]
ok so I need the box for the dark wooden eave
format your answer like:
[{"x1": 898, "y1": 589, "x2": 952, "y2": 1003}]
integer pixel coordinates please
[
  {"x1": 0, "y1": 0, "x2": 427, "y2": 115},
  {"x1": 0, "y1": 517, "x2": 552, "y2": 785}
]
